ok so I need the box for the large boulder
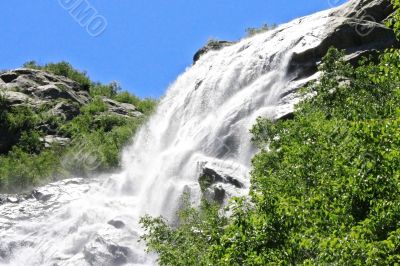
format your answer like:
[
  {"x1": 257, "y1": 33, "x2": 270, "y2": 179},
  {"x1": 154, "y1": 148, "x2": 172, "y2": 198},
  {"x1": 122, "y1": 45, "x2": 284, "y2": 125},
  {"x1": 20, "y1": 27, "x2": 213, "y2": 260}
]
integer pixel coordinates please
[
  {"x1": 198, "y1": 160, "x2": 249, "y2": 204},
  {"x1": 50, "y1": 101, "x2": 81, "y2": 120},
  {"x1": 101, "y1": 97, "x2": 143, "y2": 117},
  {"x1": 83, "y1": 236, "x2": 134, "y2": 266},
  {"x1": 288, "y1": 0, "x2": 397, "y2": 80},
  {"x1": 274, "y1": 0, "x2": 398, "y2": 120}
]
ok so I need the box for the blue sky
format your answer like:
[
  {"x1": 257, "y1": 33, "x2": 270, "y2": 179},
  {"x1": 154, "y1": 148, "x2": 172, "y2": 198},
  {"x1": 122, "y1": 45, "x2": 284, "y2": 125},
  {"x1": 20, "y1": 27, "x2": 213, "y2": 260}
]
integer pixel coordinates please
[{"x1": 0, "y1": 0, "x2": 346, "y2": 98}]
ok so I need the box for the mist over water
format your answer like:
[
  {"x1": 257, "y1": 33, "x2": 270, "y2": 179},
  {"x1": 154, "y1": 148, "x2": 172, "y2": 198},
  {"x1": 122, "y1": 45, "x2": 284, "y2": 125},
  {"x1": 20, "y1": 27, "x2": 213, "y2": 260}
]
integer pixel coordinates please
[{"x1": 0, "y1": 5, "x2": 335, "y2": 265}]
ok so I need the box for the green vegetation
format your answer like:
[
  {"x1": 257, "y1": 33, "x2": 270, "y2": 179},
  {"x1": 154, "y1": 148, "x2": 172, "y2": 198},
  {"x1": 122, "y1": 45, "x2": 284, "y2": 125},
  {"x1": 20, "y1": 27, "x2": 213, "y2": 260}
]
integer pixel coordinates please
[
  {"x1": 0, "y1": 62, "x2": 157, "y2": 192},
  {"x1": 140, "y1": 6, "x2": 400, "y2": 264},
  {"x1": 245, "y1": 23, "x2": 278, "y2": 37}
]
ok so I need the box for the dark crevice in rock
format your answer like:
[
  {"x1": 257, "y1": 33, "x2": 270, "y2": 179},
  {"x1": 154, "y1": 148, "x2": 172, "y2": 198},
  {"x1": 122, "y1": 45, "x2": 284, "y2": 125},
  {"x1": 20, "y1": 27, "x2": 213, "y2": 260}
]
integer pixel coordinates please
[{"x1": 0, "y1": 73, "x2": 18, "y2": 83}]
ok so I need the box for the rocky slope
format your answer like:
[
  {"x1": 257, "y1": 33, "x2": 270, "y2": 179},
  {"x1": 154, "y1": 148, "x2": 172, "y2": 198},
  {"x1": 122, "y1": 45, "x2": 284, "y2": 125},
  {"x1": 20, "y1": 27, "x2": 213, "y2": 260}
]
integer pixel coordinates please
[{"x1": 0, "y1": 68, "x2": 142, "y2": 154}]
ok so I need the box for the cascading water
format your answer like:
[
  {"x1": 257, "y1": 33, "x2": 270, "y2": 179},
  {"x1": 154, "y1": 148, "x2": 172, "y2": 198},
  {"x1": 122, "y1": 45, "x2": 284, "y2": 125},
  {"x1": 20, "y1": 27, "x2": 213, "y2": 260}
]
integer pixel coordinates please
[{"x1": 0, "y1": 2, "x2": 369, "y2": 265}]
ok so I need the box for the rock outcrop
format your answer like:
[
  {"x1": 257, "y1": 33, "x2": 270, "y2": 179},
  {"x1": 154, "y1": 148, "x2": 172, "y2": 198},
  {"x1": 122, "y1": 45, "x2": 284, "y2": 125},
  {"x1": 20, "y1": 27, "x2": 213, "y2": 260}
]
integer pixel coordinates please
[
  {"x1": 276, "y1": 0, "x2": 398, "y2": 120},
  {"x1": 0, "y1": 68, "x2": 142, "y2": 153},
  {"x1": 198, "y1": 161, "x2": 249, "y2": 204},
  {"x1": 287, "y1": 0, "x2": 397, "y2": 80},
  {"x1": 193, "y1": 40, "x2": 235, "y2": 64}
]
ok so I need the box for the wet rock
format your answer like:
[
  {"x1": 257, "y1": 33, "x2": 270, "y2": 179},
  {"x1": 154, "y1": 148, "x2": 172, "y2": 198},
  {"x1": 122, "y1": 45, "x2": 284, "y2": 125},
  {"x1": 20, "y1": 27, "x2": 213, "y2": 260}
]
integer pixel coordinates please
[
  {"x1": 271, "y1": 0, "x2": 398, "y2": 121},
  {"x1": 199, "y1": 161, "x2": 248, "y2": 204},
  {"x1": 31, "y1": 189, "x2": 53, "y2": 202},
  {"x1": 200, "y1": 165, "x2": 244, "y2": 190},
  {"x1": 83, "y1": 236, "x2": 131, "y2": 266},
  {"x1": 108, "y1": 219, "x2": 125, "y2": 229},
  {"x1": 204, "y1": 185, "x2": 226, "y2": 205},
  {"x1": 288, "y1": 0, "x2": 398, "y2": 80},
  {"x1": 193, "y1": 40, "x2": 235, "y2": 64},
  {"x1": 6, "y1": 197, "x2": 19, "y2": 204}
]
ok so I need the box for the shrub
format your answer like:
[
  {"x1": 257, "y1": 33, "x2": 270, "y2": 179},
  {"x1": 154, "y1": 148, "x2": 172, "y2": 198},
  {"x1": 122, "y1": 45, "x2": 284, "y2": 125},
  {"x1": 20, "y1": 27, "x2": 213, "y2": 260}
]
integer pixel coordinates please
[
  {"x1": 0, "y1": 148, "x2": 62, "y2": 191},
  {"x1": 81, "y1": 96, "x2": 108, "y2": 115},
  {"x1": 245, "y1": 23, "x2": 278, "y2": 37},
  {"x1": 140, "y1": 196, "x2": 227, "y2": 266},
  {"x1": 90, "y1": 81, "x2": 121, "y2": 98}
]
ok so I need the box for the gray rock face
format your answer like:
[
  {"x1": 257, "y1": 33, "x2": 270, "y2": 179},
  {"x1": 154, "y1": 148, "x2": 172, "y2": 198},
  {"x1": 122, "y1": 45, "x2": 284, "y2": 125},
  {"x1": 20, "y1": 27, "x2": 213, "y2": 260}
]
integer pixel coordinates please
[
  {"x1": 1, "y1": 91, "x2": 32, "y2": 105},
  {"x1": 0, "y1": 68, "x2": 141, "y2": 119},
  {"x1": 288, "y1": 0, "x2": 396, "y2": 80},
  {"x1": 50, "y1": 101, "x2": 81, "y2": 120},
  {"x1": 0, "y1": 73, "x2": 19, "y2": 83},
  {"x1": 101, "y1": 97, "x2": 142, "y2": 117},
  {"x1": 275, "y1": 0, "x2": 398, "y2": 120},
  {"x1": 0, "y1": 68, "x2": 89, "y2": 110},
  {"x1": 40, "y1": 135, "x2": 71, "y2": 148},
  {"x1": 83, "y1": 236, "x2": 132, "y2": 265}
]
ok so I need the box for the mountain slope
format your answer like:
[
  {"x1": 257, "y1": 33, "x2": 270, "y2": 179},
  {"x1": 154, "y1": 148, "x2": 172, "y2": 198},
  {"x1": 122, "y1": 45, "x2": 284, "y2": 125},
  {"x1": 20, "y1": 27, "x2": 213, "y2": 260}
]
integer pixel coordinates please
[{"x1": 0, "y1": 64, "x2": 155, "y2": 192}]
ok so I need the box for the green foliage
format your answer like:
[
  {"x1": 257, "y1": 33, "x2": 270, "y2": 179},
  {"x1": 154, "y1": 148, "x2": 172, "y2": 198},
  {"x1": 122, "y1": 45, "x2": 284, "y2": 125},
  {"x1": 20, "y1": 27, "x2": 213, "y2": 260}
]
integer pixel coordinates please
[
  {"x1": 18, "y1": 131, "x2": 44, "y2": 154},
  {"x1": 60, "y1": 113, "x2": 145, "y2": 174},
  {"x1": 89, "y1": 81, "x2": 121, "y2": 98},
  {"x1": 81, "y1": 96, "x2": 108, "y2": 115},
  {"x1": 0, "y1": 148, "x2": 62, "y2": 190},
  {"x1": 141, "y1": 47, "x2": 400, "y2": 265},
  {"x1": 140, "y1": 195, "x2": 227, "y2": 266},
  {"x1": 245, "y1": 23, "x2": 278, "y2": 37},
  {"x1": 387, "y1": 0, "x2": 400, "y2": 40}
]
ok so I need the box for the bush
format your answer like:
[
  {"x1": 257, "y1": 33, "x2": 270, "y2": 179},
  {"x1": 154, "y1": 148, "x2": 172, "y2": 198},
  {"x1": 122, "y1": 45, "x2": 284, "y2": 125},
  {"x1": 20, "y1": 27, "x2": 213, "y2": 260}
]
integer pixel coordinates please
[
  {"x1": 140, "y1": 196, "x2": 227, "y2": 266},
  {"x1": 90, "y1": 81, "x2": 121, "y2": 98},
  {"x1": 245, "y1": 23, "x2": 278, "y2": 37},
  {"x1": 0, "y1": 148, "x2": 62, "y2": 191}
]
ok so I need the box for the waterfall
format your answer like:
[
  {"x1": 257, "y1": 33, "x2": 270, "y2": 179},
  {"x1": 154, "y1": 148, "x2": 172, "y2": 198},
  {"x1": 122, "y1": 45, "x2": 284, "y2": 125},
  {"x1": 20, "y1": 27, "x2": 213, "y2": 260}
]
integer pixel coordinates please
[{"x1": 0, "y1": 4, "x2": 345, "y2": 266}]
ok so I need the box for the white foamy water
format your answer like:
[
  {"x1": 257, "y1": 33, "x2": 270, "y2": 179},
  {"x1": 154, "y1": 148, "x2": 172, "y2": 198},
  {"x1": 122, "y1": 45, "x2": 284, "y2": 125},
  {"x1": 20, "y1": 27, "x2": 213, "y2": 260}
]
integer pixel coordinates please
[{"x1": 0, "y1": 3, "x2": 353, "y2": 265}]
